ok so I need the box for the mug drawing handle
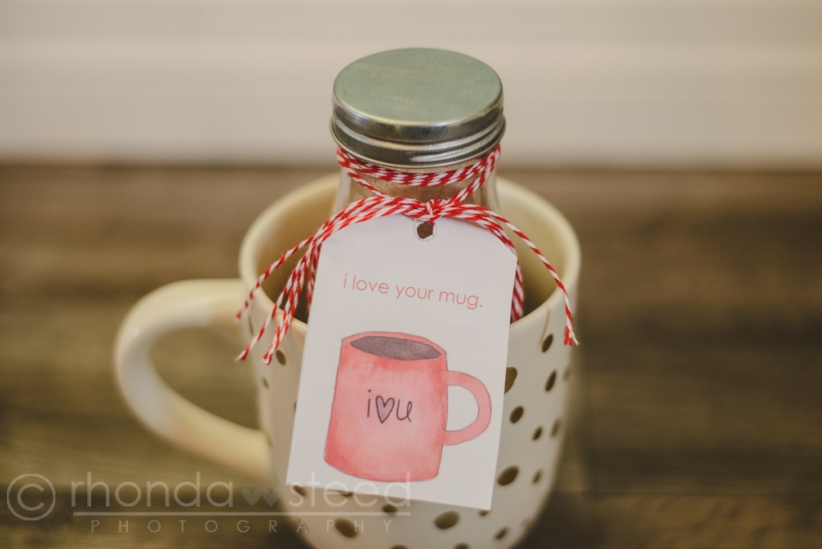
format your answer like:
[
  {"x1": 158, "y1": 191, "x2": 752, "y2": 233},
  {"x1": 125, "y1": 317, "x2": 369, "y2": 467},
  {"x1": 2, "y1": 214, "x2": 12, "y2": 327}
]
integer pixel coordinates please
[
  {"x1": 443, "y1": 371, "x2": 492, "y2": 446},
  {"x1": 114, "y1": 279, "x2": 269, "y2": 480}
]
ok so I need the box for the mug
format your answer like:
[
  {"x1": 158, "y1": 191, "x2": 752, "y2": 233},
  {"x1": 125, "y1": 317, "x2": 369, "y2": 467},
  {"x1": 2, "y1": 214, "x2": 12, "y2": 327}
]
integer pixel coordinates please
[
  {"x1": 325, "y1": 332, "x2": 492, "y2": 482},
  {"x1": 114, "y1": 174, "x2": 580, "y2": 548}
]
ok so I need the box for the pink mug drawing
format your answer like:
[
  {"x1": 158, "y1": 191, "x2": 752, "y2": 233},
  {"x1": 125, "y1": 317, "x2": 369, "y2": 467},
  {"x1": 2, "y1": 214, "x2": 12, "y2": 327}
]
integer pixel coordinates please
[{"x1": 324, "y1": 331, "x2": 492, "y2": 482}]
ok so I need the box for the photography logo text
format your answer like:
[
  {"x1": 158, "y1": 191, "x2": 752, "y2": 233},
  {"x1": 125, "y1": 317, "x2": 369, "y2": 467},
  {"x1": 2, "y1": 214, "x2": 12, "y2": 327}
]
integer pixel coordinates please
[{"x1": 5, "y1": 471, "x2": 409, "y2": 535}]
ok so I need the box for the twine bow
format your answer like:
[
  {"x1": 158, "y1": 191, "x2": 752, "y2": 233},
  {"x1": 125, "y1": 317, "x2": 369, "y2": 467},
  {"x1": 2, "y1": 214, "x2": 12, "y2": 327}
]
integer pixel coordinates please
[{"x1": 238, "y1": 145, "x2": 577, "y2": 364}]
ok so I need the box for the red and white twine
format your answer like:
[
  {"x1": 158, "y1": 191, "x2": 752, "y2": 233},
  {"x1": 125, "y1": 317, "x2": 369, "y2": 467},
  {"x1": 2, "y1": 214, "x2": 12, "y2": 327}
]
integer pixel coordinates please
[{"x1": 237, "y1": 145, "x2": 577, "y2": 364}]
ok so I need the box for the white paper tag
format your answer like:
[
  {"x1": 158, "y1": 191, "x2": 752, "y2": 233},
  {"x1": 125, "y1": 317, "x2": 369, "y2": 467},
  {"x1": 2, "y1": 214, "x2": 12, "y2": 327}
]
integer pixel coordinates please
[{"x1": 286, "y1": 215, "x2": 517, "y2": 509}]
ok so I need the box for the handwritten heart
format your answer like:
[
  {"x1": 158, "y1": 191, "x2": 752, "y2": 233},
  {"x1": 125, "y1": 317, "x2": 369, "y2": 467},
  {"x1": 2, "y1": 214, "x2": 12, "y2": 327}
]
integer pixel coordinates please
[
  {"x1": 375, "y1": 395, "x2": 395, "y2": 423},
  {"x1": 242, "y1": 487, "x2": 280, "y2": 506}
]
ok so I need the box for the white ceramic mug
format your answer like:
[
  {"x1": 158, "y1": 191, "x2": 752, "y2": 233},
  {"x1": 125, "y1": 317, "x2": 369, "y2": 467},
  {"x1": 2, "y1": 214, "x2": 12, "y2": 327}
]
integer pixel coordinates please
[{"x1": 114, "y1": 174, "x2": 580, "y2": 548}]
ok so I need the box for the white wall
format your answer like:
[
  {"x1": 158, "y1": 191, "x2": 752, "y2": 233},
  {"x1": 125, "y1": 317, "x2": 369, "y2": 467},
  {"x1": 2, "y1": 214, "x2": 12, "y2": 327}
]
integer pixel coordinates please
[{"x1": 1, "y1": 0, "x2": 821, "y2": 168}]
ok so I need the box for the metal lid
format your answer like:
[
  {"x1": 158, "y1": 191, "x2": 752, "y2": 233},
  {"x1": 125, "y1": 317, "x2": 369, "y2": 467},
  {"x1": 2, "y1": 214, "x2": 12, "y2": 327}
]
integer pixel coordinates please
[{"x1": 331, "y1": 48, "x2": 505, "y2": 169}]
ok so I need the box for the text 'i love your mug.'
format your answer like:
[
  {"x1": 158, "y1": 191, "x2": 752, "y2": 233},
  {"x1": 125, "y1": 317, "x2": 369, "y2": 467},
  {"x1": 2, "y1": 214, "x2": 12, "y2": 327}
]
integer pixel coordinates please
[{"x1": 326, "y1": 332, "x2": 492, "y2": 482}]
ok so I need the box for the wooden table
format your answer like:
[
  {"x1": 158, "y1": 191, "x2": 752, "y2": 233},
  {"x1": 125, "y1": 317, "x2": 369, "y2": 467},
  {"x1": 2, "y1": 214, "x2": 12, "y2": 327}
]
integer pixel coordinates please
[{"x1": 1, "y1": 166, "x2": 820, "y2": 548}]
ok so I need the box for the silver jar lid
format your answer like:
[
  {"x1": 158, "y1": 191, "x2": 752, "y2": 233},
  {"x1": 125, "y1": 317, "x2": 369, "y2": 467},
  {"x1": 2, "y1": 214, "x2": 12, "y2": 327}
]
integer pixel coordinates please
[{"x1": 331, "y1": 48, "x2": 505, "y2": 169}]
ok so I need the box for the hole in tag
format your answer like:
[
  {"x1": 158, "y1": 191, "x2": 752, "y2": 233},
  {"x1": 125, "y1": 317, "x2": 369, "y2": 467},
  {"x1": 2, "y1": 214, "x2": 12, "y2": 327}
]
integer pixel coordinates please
[{"x1": 414, "y1": 221, "x2": 435, "y2": 240}]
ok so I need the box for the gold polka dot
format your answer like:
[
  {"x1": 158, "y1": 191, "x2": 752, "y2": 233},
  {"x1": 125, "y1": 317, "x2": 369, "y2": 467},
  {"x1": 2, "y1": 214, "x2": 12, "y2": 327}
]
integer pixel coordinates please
[
  {"x1": 455, "y1": 544, "x2": 470, "y2": 549},
  {"x1": 532, "y1": 426, "x2": 543, "y2": 440},
  {"x1": 541, "y1": 334, "x2": 554, "y2": 352},
  {"x1": 545, "y1": 370, "x2": 557, "y2": 391},
  {"x1": 392, "y1": 546, "x2": 408, "y2": 549},
  {"x1": 335, "y1": 519, "x2": 357, "y2": 538},
  {"x1": 339, "y1": 491, "x2": 353, "y2": 497},
  {"x1": 495, "y1": 527, "x2": 509, "y2": 540},
  {"x1": 497, "y1": 466, "x2": 519, "y2": 486},
  {"x1": 265, "y1": 432, "x2": 272, "y2": 447},
  {"x1": 532, "y1": 470, "x2": 543, "y2": 484},
  {"x1": 563, "y1": 367, "x2": 571, "y2": 381},
  {"x1": 383, "y1": 504, "x2": 397, "y2": 515},
  {"x1": 504, "y1": 367, "x2": 517, "y2": 393},
  {"x1": 479, "y1": 509, "x2": 489, "y2": 517},
  {"x1": 261, "y1": 377, "x2": 269, "y2": 389},
  {"x1": 510, "y1": 406, "x2": 524, "y2": 423},
  {"x1": 434, "y1": 511, "x2": 459, "y2": 529},
  {"x1": 292, "y1": 485, "x2": 306, "y2": 497},
  {"x1": 275, "y1": 349, "x2": 287, "y2": 365},
  {"x1": 551, "y1": 418, "x2": 562, "y2": 437}
]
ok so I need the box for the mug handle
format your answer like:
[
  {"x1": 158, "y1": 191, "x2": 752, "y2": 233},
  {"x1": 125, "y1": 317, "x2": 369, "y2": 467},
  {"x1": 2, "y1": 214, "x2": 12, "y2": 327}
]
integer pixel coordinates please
[
  {"x1": 114, "y1": 279, "x2": 269, "y2": 480},
  {"x1": 443, "y1": 371, "x2": 492, "y2": 446}
]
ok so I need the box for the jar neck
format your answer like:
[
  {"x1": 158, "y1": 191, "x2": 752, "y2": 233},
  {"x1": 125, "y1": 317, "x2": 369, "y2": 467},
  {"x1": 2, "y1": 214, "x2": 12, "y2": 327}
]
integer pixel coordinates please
[{"x1": 332, "y1": 158, "x2": 501, "y2": 214}]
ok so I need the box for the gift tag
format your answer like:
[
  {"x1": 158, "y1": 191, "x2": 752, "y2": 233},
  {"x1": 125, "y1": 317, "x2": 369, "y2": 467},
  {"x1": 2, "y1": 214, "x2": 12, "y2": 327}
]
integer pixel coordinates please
[{"x1": 286, "y1": 214, "x2": 516, "y2": 509}]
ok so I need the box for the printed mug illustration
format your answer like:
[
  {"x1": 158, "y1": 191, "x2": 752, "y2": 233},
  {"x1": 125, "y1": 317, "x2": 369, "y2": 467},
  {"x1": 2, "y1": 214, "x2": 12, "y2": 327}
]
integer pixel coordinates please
[{"x1": 325, "y1": 332, "x2": 492, "y2": 482}]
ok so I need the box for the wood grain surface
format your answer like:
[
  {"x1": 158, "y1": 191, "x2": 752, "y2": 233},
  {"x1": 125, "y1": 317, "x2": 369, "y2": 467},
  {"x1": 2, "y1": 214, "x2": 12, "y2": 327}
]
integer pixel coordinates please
[{"x1": 0, "y1": 166, "x2": 820, "y2": 548}]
